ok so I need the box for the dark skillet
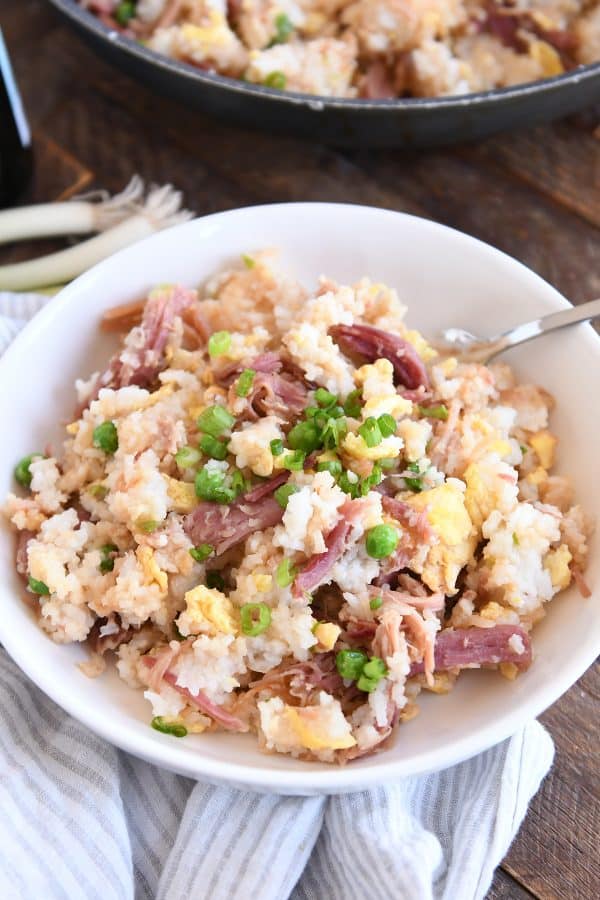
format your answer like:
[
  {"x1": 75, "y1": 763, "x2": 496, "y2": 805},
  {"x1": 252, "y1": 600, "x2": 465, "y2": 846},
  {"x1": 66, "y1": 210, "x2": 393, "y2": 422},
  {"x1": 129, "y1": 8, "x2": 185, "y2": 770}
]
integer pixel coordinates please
[{"x1": 48, "y1": 0, "x2": 600, "y2": 148}]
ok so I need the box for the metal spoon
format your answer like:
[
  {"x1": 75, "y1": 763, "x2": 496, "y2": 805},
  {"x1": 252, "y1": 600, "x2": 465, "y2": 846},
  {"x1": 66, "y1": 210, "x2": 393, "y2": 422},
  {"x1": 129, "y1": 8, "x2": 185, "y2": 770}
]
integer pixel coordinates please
[{"x1": 440, "y1": 297, "x2": 600, "y2": 364}]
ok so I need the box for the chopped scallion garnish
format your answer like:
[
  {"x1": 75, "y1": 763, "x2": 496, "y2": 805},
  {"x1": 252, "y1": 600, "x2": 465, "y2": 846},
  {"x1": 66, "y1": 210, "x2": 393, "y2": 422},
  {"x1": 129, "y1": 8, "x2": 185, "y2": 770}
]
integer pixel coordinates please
[
  {"x1": 343, "y1": 389, "x2": 362, "y2": 418},
  {"x1": 276, "y1": 558, "x2": 297, "y2": 588},
  {"x1": 270, "y1": 438, "x2": 284, "y2": 457},
  {"x1": 189, "y1": 543, "x2": 214, "y2": 563},
  {"x1": 418, "y1": 404, "x2": 448, "y2": 421},
  {"x1": 274, "y1": 483, "x2": 299, "y2": 509},
  {"x1": 200, "y1": 434, "x2": 228, "y2": 460},
  {"x1": 28, "y1": 576, "x2": 50, "y2": 596},
  {"x1": 174, "y1": 446, "x2": 201, "y2": 469},
  {"x1": 236, "y1": 368, "x2": 256, "y2": 398},
  {"x1": 240, "y1": 602, "x2": 271, "y2": 636},
  {"x1": 151, "y1": 717, "x2": 187, "y2": 738},
  {"x1": 197, "y1": 405, "x2": 235, "y2": 437},
  {"x1": 358, "y1": 417, "x2": 382, "y2": 448},
  {"x1": 208, "y1": 330, "x2": 232, "y2": 358}
]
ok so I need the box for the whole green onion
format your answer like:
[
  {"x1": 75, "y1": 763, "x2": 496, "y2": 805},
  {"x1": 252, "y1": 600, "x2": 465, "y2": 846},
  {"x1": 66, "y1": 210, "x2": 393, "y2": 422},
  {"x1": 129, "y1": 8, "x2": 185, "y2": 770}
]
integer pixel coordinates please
[{"x1": 240, "y1": 602, "x2": 271, "y2": 636}]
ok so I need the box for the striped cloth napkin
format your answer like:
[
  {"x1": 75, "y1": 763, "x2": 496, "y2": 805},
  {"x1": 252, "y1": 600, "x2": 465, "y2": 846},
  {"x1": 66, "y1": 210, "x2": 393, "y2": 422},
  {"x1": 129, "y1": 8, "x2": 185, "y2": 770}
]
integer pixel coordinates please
[{"x1": 0, "y1": 292, "x2": 555, "y2": 900}]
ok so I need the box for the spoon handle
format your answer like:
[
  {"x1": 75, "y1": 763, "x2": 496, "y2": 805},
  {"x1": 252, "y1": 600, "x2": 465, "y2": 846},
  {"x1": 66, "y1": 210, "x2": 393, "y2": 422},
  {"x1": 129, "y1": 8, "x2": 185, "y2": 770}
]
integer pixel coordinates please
[{"x1": 493, "y1": 297, "x2": 600, "y2": 356}]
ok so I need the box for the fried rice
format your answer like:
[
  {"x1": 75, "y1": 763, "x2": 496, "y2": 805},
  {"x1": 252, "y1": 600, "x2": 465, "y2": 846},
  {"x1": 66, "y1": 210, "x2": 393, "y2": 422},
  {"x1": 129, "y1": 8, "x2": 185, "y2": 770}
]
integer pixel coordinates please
[
  {"x1": 4, "y1": 250, "x2": 593, "y2": 763},
  {"x1": 79, "y1": 0, "x2": 600, "y2": 98}
]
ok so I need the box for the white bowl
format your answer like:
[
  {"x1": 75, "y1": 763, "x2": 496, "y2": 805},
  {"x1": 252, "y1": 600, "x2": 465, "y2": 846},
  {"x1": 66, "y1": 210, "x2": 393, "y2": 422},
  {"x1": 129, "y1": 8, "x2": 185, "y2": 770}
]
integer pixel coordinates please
[{"x1": 1, "y1": 203, "x2": 598, "y2": 795}]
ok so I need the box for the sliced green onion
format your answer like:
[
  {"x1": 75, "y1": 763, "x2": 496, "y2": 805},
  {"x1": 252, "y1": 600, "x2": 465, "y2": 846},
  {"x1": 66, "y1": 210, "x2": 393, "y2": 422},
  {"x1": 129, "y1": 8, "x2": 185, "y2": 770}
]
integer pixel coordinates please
[
  {"x1": 304, "y1": 406, "x2": 319, "y2": 419},
  {"x1": 270, "y1": 438, "x2": 284, "y2": 457},
  {"x1": 264, "y1": 71, "x2": 286, "y2": 89},
  {"x1": 512, "y1": 532, "x2": 520, "y2": 546},
  {"x1": 276, "y1": 558, "x2": 297, "y2": 588},
  {"x1": 322, "y1": 417, "x2": 347, "y2": 450},
  {"x1": 315, "y1": 387, "x2": 336, "y2": 408},
  {"x1": 338, "y1": 470, "x2": 360, "y2": 499},
  {"x1": 189, "y1": 543, "x2": 214, "y2": 563},
  {"x1": 274, "y1": 483, "x2": 299, "y2": 509},
  {"x1": 272, "y1": 12, "x2": 294, "y2": 44},
  {"x1": 197, "y1": 405, "x2": 235, "y2": 437},
  {"x1": 208, "y1": 330, "x2": 232, "y2": 358},
  {"x1": 231, "y1": 469, "x2": 248, "y2": 496},
  {"x1": 369, "y1": 596, "x2": 383, "y2": 610},
  {"x1": 151, "y1": 717, "x2": 187, "y2": 738},
  {"x1": 115, "y1": 2, "x2": 136, "y2": 26},
  {"x1": 99, "y1": 543, "x2": 118, "y2": 574},
  {"x1": 174, "y1": 446, "x2": 201, "y2": 469},
  {"x1": 287, "y1": 420, "x2": 321, "y2": 454},
  {"x1": 366, "y1": 524, "x2": 399, "y2": 559},
  {"x1": 195, "y1": 466, "x2": 235, "y2": 503},
  {"x1": 242, "y1": 254, "x2": 255, "y2": 269},
  {"x1": 206, "y1": 571, "x2": 225, "y2": 591},
  {"x1": 520, "y1": 444, "x2": 528, "y2": 455},
  {"x1": 336, "y1": 649, "x2": 368, "y2": 680},
  {"x1": 281, "y1": 450, "x2": 305, "y2": 471},
  {"x1": 317, "y1": 458, "x2": 342, "y2": 478},
  {"x1": 93, "y1": 420, "x2": 118, "y2": 454},
  {"x1": 236, "y1": 368, "x2": 256, "y2": 398},
  {"x1": 14, "y1": 453, "x2": 43, "y2": 489},
  {"x1": 28, "y1": 576, "x2": 50, "y2": 596},
  {"x1": 136, "y1": 519, "x2": 159, "y2": 533},
  {"x1": 88, "y1": 483, "x2": 108, "y2": 500},
  {"x1": 240, "y1": 602, "x2": 271, "y2": 636},
  {"x1": 379, "y1": 458, "x2": 396, "y2": 470},
  {"x1": 343, "y1": 389, "x2": 362, "y2": 418},
  {"x1": 418, "y1": 404, "x2": 448, "y2": 421},
  {"x1": 404, "y1": 461, "x2": 424, "y2": 493},
  {"x1": 358, "y1": 417, "x2": 382, "y2": 448},
  {"x1": 200, "y1": 434, "x2": 228, "y2": 461},
  {"x1": 378, "y1": 414, "x2": 396, "y2": 437}
]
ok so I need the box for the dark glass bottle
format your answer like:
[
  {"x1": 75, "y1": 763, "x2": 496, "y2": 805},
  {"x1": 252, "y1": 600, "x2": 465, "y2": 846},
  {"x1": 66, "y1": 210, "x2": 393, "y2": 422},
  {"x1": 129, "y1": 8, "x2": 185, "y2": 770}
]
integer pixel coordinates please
[{"x1": 0, "y1": 28, "x2": 32, "y2": 208}]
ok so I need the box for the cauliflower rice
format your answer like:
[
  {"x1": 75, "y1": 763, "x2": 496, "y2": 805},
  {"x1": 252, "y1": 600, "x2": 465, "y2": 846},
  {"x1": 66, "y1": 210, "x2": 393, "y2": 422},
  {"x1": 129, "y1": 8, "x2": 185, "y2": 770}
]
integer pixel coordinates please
[
  {"x1": 80, "y1": 0, "x2": 600, "y2": 98},
  {"x1": 5, "y1": 251, "x2": 593, "y2": 763}
]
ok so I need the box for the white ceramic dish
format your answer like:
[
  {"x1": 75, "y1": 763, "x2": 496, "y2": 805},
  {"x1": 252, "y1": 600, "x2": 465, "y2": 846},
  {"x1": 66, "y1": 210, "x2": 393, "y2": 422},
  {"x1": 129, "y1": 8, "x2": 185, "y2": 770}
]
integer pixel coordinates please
[{"x1": 0, "y1": 203, "x2": 598, "y2": 795}]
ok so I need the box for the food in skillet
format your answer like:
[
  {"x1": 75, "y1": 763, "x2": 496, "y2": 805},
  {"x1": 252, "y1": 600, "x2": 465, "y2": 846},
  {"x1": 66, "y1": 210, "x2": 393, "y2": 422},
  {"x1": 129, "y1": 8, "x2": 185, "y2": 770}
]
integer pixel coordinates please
[
  {"x1": 5, "y1": 252, "x2": 592, "y2": 762},
  {"x1": 79, "y1": 0, "x2": 600, "y2": 98}
]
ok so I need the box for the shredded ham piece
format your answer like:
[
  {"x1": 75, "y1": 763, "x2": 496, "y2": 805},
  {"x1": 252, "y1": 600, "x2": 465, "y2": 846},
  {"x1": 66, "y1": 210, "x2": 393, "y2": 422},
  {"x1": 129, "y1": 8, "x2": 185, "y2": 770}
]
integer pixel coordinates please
[
  {"x1": 374, "y1": 593, "x2": 438, "y2": 685},
  {"x1": 293, "y1": 498, "x2": 366, "y2": 597},
  {"x1": 329, "y1": 323, "x2": 430, "y2": 390},
  {"x1": 408, "y1": 625, "x2": 532, "y2": 676},
  {"x1": 143, "y1": 656, "x2": 248, "y2": 732},
  {"x1": 572, "y1": 567, "x2": 592, "y2": 599},
  {"x1": 15, "y1": 530, "x2": 34, "y2": 577},
  {"x1": 184, "y1": 475, "x2": 288, "y2": 553}
]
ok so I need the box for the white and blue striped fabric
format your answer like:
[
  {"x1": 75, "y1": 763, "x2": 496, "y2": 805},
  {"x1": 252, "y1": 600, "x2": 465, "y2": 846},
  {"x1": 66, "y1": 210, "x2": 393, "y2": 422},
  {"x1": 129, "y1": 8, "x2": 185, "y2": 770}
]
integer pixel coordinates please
[{"x1": 0, "y1": 294, "x2": 555, "y2": 900}]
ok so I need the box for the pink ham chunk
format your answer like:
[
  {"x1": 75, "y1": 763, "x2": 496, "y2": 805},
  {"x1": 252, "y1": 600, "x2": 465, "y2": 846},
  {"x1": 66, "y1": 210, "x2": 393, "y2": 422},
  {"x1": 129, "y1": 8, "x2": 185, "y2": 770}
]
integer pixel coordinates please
[
  {"x1": 329, "y1": 323, "x2": 430, "y2": 390},
  {"x1": 409, "y1": 625, "x2": 532, "y2": 676}
]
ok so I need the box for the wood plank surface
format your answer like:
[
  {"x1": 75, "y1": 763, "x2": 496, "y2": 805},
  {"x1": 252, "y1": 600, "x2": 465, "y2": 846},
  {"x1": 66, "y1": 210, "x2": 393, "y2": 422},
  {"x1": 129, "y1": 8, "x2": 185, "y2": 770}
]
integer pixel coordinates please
[{"x1": 1, "y1": 2, "x2": 598, "y2": 897}]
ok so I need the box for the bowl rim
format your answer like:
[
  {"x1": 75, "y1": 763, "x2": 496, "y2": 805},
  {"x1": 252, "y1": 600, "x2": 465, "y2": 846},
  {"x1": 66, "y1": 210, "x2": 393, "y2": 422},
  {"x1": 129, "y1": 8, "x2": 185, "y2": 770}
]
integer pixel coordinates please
[
  {"x1": 47, "y1": 0, "x2": 600, "y2": 113},
  {"x1": 1, "y1": 201, "x2": 599, "y2": 793}
]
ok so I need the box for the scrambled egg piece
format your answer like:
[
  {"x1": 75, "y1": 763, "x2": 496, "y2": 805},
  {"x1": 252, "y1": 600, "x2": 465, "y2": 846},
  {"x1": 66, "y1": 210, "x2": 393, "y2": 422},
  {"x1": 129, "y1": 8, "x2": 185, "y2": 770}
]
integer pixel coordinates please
[
  {"x1": 526, "y1": 466, "x2": 548, "y2": 487},
  {"x1": 178, "y1": 585, "x2": 237, "y2": 637},
  {"x1": 229, "y1": 416, "x2": 284, "y2": 477},
  {"x1": 544, "y1": 544, "x2": 572, "y2": 589},
  {"x1": 464, "y1": 459, "x2": 517, "y2": 531},
  {"x1": 284, "y1": 705, "x2": 356, "y2": 751},
  {"x1": 403, "y1": 328, "x2": 438, "y2": 363},
  {"x1": 136, "y1": 546, "x2": 168, "y2": 594},
  {"x1": 529, "y1": 40, "x2": 564, "y2": 76},
  {"x1": 354, "y1": 359, "x2": 413, "y2": 420},
  {"x1": 313, "y1": 622, "x2": 341, "y2": 651},
  {"x1": 252, "y1": 573, "x2": 272, "y2": 592},
  {"x1": 163, "y1": 475, "x2": 198, "y2": 513},
  {"x1": 529, "y1": 430, "x2": 557, "y2": 470},
  {"x1": 343, "y1": 431, "x2": 404, "y2": 461},
  {"x1": 407, "y1": 481, "x2": 475, "y2": 593}
]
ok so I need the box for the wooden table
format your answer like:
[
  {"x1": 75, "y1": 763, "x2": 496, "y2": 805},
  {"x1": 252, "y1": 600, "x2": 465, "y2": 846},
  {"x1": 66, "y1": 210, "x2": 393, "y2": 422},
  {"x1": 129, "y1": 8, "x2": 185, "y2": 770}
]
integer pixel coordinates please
[{"x1": 2, "y1": 1, "x2": 599, "y2": 895}]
